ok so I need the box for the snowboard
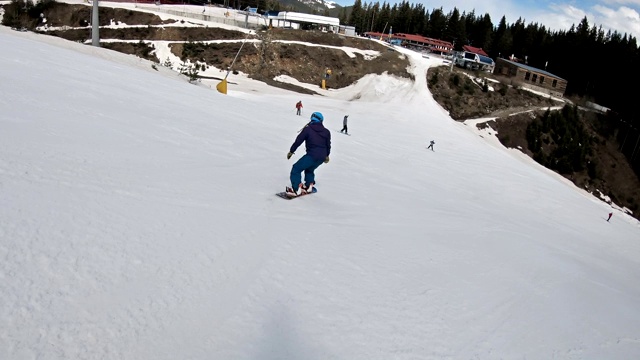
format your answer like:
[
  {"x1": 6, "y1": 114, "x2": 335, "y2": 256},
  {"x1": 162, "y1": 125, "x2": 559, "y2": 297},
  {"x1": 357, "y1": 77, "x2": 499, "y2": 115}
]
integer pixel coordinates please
[
  {"x1": 335, "y1": 130, "x2": 351, "y2": 136},
  {"x1": 276, "y1": 187, "x2": 317, "y2": 200}
]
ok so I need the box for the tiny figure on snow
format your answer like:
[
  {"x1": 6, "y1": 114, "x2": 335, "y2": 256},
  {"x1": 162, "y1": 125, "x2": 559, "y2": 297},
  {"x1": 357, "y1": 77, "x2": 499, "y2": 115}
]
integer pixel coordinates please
[
  {"x1": 607, "y1": 212, "x2": 613, "y2": 222},
  {"x1": 295, "y1": 100, "x2": 303, "y2": 116},
  {"x1": 427, "y1": 140, "x2": 435, "y2": 151},
  {"x1": 340, "y1": 115, "x2": 349, "y2": 134},
  {"x1": 285, "y1": 112, "x2": 331, "y2": 196}
]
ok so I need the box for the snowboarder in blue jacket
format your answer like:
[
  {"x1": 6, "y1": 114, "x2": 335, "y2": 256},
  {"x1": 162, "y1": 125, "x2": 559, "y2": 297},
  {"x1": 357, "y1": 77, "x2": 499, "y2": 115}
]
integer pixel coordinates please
[{"x1": 286, "y1": 112, "x2": 331, "y2": 196}]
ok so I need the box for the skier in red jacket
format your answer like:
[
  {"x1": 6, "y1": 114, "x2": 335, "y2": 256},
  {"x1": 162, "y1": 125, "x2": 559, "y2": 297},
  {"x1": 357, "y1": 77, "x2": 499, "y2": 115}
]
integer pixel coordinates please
[{"x1": 295, "y1": 100, "x2": 303, "y2": 116}]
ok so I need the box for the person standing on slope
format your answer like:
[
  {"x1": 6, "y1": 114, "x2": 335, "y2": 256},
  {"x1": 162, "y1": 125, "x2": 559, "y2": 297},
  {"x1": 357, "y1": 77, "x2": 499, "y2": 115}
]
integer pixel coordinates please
[
  {"x1": 340, "y1": 115, "x2": 349, "y2": 134},
  {"x1": 286, "y1": 112, "x2": 331, "y2": 196},
  {"x1": 427, "y1": 140, "x2": 435, "y2": 151},
  {"x1": 295, "y1": 100, "x2": 303, "y2": 116}
]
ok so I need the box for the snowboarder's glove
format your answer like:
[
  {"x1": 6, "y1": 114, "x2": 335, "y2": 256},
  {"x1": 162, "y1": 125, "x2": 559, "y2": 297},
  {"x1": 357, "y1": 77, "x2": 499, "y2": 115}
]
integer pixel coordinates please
[
  {"x1": 324, "y1": 156, "x2": 330, "y2": 163},
  {"x1": 287, "y1": 152, "x2": 294, "y2": 159}
]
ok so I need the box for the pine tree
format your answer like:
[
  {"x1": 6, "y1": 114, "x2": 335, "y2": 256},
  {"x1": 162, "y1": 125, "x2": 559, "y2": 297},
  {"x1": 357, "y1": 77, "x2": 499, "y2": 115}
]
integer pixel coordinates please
[
  {"x1": 179, "y1": 62, "x2": 199, "y2": 83},
  {"x1": 348, "y1": 0, "x2": 365, "y2": 34}
]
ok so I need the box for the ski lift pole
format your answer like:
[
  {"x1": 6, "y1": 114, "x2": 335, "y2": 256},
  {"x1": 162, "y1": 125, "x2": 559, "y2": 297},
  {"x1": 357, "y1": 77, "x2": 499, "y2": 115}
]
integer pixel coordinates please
[
  {"x1": 449, "y1": 40, "x2": 455, "y2": 72},
  {"x1": 216, "y1": 32, "x2": 251, "y2": 94},
  {"x1": 91, "y1": 0, "x2": 100, "y2": 47},
  {"x1": 380, "y1": 22, "x2": 387, "y2": 41}
]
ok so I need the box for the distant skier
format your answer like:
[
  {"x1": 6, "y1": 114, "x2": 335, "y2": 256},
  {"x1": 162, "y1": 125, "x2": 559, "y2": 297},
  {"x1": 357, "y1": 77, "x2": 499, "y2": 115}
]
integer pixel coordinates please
[
  {"x1": 340, "y1": 115, "x2": 349, "y2": 134},
  {"x1": 285, "y1": 112, "x2": 331, "y2": 196},
  {"x1": 607, "y1": 212, "x2": 613, "y2": 222},
  {"x1": 427, "y1": 140, "x2": 435, "y2": 151},
  {"x1": 295, "y1": 100, "x2": 303, "y2": 116}
]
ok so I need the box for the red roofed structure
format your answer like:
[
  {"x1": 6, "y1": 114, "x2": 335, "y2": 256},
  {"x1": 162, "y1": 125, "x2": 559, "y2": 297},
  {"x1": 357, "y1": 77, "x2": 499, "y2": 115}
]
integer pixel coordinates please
[
  {"x1": 462, "y1": 45, "x2": 488, "y2": 57},
  {"x1": 363, "y1": 32, "x2": 453, "y2": 54}
]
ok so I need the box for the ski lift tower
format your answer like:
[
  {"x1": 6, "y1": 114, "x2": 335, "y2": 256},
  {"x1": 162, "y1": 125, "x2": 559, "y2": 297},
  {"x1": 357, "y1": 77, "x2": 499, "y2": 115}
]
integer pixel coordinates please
[{"x1": 91, "y1": 0, "x2": 100, "y2": 47}]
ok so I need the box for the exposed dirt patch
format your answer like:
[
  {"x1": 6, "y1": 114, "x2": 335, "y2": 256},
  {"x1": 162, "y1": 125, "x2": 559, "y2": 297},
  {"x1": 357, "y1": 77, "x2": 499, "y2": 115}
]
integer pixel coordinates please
[
  {"x1": 427, "y1": 66, "x2": 560, "y2": 120},
  {"x1": 481, "y1": 112, "x2": 539, "y2": 157},
  {"x1": 170, "y1": 38, "x2": 410, "y2": 90},
  {"x1": 264, "y1": 28, "x2": 390, "y2": 50},
  {"x1": 43, "y1": 4, "x2": 172, "y2": 27},
  {"x1": 44, "y1": 25, "x2": 251, "y2": 42},
  {"x1": 103, "y1": 41, "x2": 159, "y2": 62},
  {"x1": 29, "y1": 2, "x2": 411, "y2": 93}
]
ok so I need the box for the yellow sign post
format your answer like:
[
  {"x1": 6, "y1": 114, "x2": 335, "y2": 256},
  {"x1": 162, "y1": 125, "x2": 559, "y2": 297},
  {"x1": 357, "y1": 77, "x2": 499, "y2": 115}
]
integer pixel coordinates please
[
  {"x1": 215, "y1": 33, "x2": 251, "y2": 95},
  {"x1": 321, "y1": 69, "x2": 331, "y2": 90}
]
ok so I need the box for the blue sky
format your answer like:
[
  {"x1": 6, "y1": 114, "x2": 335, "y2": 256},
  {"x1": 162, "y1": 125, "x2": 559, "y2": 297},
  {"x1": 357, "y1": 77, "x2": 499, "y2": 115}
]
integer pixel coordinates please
[{"x1": 333, "y1": 0, "x2": 640, "y2": 37}]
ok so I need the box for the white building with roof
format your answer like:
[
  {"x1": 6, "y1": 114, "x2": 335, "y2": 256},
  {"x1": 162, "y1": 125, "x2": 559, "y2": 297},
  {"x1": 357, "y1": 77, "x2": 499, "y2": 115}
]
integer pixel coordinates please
[{"x1": 266, "y1": 11, "x2": 339, "y2": 32}]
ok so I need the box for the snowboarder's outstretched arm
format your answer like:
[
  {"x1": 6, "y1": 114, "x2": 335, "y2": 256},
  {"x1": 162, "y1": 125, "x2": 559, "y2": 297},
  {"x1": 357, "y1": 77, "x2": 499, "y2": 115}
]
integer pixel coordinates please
[{"x1": 290, "y1": 127, "x2": 308, "y2": 153}]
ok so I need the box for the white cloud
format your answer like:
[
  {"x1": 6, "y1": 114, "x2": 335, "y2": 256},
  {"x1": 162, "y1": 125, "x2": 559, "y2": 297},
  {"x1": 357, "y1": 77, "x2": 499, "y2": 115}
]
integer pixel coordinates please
[
  {"x1": 601, "y1": 0, "x2": 640, "y2": 5},
  {"x1": 592, "y1": 5, "x2": 640, "y2": 35},
  {"x1": 593, "y1": 3, "x2": 620, "y2": 17},
  {"x1": 534, "y1": 2, "x2": 640, "y2": 36}
]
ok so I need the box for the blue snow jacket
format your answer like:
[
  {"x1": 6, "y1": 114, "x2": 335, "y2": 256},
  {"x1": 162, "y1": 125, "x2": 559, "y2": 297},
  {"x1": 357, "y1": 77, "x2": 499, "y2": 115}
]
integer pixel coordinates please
[{"x1": 290, "y1": 122, "x2": 331, "y2": 161}]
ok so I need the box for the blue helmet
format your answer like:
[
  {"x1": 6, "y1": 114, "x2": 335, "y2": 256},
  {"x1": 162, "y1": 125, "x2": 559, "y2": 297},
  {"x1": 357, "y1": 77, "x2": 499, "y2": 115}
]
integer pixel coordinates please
[{"x1": 310, "y1": 112, "x2": 324, "y2": 123}]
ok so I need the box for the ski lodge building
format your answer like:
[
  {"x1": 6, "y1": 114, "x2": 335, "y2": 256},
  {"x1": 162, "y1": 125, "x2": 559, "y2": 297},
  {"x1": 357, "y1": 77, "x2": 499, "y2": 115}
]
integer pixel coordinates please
[
  {"x1": 264, "y1": 11, "x2": 354, "y2": 35},
  {"x1": 363, "y1": 32, "x2": 453, "y2": 54},
  {"x1": 494, "y1": 58, "x2": 567, "y2": 97}
]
